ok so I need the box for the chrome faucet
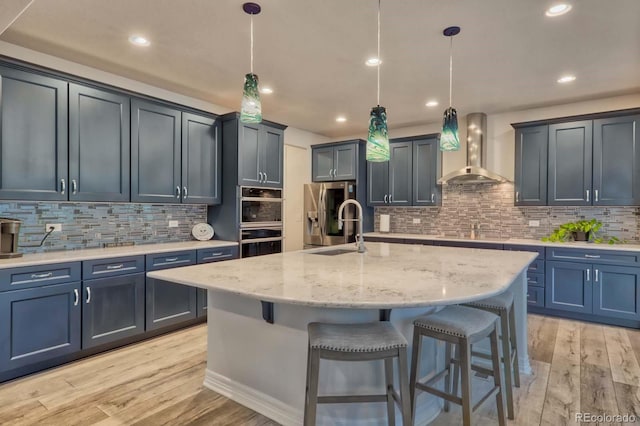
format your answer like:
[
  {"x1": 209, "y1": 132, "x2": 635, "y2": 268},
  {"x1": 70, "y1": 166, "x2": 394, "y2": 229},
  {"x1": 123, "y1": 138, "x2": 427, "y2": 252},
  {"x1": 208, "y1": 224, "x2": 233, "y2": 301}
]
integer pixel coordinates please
[{"x1": 337, "y1": 199, "x2": 366, "y2": 253}]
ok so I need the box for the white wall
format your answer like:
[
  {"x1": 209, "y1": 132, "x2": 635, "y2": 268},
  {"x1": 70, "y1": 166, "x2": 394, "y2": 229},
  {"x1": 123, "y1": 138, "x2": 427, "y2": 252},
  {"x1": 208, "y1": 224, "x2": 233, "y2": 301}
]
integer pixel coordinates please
[{"x1": 327, "y1": 93, "x2": 640, "y2": 180}]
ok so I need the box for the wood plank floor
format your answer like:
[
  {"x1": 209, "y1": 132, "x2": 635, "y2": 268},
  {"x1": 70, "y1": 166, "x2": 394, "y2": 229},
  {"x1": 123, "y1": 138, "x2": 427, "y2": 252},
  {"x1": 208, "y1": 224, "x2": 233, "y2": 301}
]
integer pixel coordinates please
[{"x1": 0, "y1": 315, "x2": 638, "y2": 425}]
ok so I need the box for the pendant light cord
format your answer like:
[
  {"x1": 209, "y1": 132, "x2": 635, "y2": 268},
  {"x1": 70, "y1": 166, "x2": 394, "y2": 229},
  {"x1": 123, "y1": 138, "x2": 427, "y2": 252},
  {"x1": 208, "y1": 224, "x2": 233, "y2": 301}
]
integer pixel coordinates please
[
  {"x1": 376, "y1": 0, "x2": 381, "y2": 106},
  {"x1": 448, "y1": 36, "x2": 453, "y2": 108},
  {"x1": 250, "y1": 13, "x2": 254, "y2": 74}
]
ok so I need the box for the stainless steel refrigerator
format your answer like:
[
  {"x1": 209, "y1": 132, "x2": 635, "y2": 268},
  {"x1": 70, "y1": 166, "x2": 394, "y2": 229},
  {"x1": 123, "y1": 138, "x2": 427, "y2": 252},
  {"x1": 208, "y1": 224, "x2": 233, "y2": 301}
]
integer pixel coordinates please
[{"x1": 304, "y1": 181, "x2": 357, "y2": 247}]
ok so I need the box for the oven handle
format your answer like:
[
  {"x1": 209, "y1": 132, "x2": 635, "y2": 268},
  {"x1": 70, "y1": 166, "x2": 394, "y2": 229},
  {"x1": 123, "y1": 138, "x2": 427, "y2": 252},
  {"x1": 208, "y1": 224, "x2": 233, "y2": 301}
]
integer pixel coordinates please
[
  {"x1": 240, "y1": 237, "x2": 284, "y2": 244},
  {"x1": 240, "y1": 197, "x2": 283, "y2": 202},
  {"x1": 240, "y1": 222, "x2": 283, "y2": 229}
]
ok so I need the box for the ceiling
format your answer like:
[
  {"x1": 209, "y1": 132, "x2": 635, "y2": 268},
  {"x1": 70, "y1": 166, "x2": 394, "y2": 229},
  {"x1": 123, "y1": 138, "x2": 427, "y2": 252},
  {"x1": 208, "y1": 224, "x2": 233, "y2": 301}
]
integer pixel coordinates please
[{"x1": 2, "y1": 0, "x2": 639, "y2": 138}]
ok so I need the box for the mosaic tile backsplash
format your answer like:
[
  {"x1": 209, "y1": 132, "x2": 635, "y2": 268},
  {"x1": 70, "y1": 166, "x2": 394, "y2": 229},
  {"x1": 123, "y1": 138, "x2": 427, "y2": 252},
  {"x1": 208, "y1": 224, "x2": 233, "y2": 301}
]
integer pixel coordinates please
[
  {"x1": 375, "y1": 183, "x2": 640, "y2": 243},
  {"x1": 0, "y1": 202, "x2": 207, "y2": 254}
]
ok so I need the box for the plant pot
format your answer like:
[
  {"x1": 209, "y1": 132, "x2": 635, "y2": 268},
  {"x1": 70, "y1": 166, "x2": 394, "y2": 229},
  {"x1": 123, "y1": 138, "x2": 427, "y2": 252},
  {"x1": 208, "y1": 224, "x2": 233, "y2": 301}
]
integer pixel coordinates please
[{"x1": 572, "y1": 231, "x2": 590, "y2": 242}]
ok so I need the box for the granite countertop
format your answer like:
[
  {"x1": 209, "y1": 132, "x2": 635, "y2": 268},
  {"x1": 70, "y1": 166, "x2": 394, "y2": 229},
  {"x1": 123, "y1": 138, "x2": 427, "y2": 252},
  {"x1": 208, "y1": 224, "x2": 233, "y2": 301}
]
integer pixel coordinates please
[
  {"x1": 147, "y1": 242, "x2": 536, "y2": 309},
  {"x1": 364, "y1": 232, "x2": 640, "y2": 252},
  {"x1": 0, "y1": 240, "x2": 239, "y2": 269}
]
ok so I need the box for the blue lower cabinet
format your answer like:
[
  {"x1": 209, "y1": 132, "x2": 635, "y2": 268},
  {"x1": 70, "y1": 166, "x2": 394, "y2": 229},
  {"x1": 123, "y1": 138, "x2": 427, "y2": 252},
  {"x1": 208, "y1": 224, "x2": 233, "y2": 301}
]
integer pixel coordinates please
[
  {"x1": 0, "y1": 282, "x2": 81, "y2": 372},
  {"x1": 197, "y1": 288, "x2": 207, "y2": 318},
  {"x1": 545, "y1": 261, "x2": 592, "y2": 314},
  {"x1": 527, "y1": 286, "x2": 545, "y2": 307},
  {"x1": 82, "y1": 273, "x2": 145, "y2": 349},
  {"x1": 146, "y1": 278, "x2": 197, "y2": 331},
  {"x1": 593, "y1": 264, "x2": 640, "y2": 321}
]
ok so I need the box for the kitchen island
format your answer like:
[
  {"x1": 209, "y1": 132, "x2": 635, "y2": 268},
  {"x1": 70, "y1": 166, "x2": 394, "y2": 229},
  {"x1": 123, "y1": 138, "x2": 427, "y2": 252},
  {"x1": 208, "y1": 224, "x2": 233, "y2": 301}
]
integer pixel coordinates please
[{"x1": 148, "y1": 242, "x2": 536, "y2": 425}]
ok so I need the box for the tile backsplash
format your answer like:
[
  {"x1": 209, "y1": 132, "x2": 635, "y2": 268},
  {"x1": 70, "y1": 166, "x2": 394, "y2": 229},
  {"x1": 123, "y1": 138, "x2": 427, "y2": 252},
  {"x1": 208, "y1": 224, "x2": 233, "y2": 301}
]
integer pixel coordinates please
[
  {"x1": 0, "y1": 202, "x2": 207, "y2": 254},
  {"x1": 375, "y1": 183, "x2": 640, "y2": 242}
]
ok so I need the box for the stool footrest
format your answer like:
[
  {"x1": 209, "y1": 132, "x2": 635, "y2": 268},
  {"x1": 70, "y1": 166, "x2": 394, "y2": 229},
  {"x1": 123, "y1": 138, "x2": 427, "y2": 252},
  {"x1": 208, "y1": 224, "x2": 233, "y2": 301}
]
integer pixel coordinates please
[
  {"x1": 317, "y1": 394, "x2": 388, "y2": 404},
  {"x1": 415, "y1": 382, "x2": 462, "y2": 405},
  {"x1": 472, "y1": 385, "x2": 500, "y2": 412}
]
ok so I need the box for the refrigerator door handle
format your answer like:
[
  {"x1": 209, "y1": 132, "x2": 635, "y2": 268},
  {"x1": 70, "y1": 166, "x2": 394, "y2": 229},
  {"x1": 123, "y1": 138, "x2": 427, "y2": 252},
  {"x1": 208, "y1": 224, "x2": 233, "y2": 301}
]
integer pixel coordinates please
[{"x1": 319, "y1": 185, "x2": 326, "y2": 241}]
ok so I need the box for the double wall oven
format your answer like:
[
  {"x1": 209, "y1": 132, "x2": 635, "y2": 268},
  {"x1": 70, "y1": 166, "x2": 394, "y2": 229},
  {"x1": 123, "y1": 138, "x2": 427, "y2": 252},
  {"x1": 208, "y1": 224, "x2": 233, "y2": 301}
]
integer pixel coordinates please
[{"x1": 240, "y1": 187, "x2": 283, "y2": 258}]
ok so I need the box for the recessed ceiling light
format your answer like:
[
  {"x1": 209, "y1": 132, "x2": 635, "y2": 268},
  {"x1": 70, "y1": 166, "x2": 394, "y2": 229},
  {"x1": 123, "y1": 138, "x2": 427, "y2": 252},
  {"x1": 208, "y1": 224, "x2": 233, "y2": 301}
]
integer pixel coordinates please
[
  {"x1": 545, "y1": 3, "x2": 572, "y2": 17},
  {"x1": 259, "y1": 87, "x2": 273, "y2": 94},
  {"x1": 336, "y1": 116, "x2": 347, "y2": 123},
  {"x1": 557, "y1": 74, "x2": 576, "y2": 83},
  {"x1": 365, "y1": 57, "x2": 382, "y2": 67},
  {"x1": 425, "y1": 100, "x2": 439, "y2": 107},
  {"x1": 128, "y1": 35, "x2": 150, "y2": 47}
]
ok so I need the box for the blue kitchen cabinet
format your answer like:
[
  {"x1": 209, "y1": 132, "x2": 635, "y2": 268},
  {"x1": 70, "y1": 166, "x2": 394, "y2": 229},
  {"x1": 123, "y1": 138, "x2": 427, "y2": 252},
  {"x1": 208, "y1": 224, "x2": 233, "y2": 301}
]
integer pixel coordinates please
[
  {"x1": 545, "y1": 261, "x2": 592, "y2": 314},
  {"x1": 196, "y1": 246, "x2": 240, "y2": 317},
  {"x1": 514, "y1": 125, "x2": 548, "y2": 206},
  {"x1": 412, "y1": 136, "x2": 441, "y2": 206},
  {"x1": 233, "y1": 117, "x2": 284, "y2": 188},
  {"x1": 312, "y1": 142, "x2": 359, "y2": 182},
  {"x1": 182, "y1": 113, "x2": 221, "y2": 205},
  {"x1": 592, "y1": 264, "x2": 640, "y2": 321},
  {"x1": 367, "y1": 141, "x2": 413, "y2": 206},
  {"x1": 0, "y1": 282, "x2": 81, "y2": 373},
  {"x1": 69, "y1": 83, "x2": 130, "y2": 202},
  {"x1": 0, "y1": 65, "x2": 68, "y2": 201}
]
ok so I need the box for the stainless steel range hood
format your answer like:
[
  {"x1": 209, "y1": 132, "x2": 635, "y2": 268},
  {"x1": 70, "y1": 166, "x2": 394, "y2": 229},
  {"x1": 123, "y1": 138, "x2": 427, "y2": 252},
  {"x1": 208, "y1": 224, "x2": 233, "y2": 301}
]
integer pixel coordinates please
[{"x1": 438, "y1": 112, "x2": 510, "y2": 184}]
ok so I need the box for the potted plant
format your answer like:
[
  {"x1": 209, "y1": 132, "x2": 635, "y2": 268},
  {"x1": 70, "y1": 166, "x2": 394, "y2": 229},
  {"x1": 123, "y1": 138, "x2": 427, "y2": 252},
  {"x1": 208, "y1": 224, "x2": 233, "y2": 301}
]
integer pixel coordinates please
[{"x1": 542, "y1": 219, "x2": 603, "y2": 242}]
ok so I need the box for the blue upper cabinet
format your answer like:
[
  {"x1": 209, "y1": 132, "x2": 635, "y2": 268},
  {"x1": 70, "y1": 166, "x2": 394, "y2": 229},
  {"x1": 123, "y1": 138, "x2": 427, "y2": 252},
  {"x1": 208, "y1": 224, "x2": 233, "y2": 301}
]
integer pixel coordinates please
[
  {"x1": 182, "y1": 112, "x2": 221, "y2": 205},
  {"x1": 548, "y1": 120, "x2": 593, "y2": 206},
  {"x1": 0, "y1": 66, "x2": 68, "y2": 201},
  {"x1": 593, "y1": 114, "x2": 640, "y2": 206},
  {"x1": 69, "y1": 84, "x2": 130, "y2": 202},
  {"x1": 412, "y1": 136, "x2": 441, "y2": 206},
  {"x1": 312, "y1": 142, "x2": 358, "y2": 182},
  {"x1": 514, "y1": 125, "x2": 548, "y2": 206}
]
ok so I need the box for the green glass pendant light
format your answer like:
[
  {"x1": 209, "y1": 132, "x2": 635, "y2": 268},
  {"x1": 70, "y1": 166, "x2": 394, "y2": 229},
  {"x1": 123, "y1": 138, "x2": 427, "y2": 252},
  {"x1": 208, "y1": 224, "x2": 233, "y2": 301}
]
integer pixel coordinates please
[
  {"x1": 440, "y1": 26, "x2": 461, "y2": 152},
  {"x1": 240, "y1": 3, "x2": 262, "y2": 124},
  {"x1": 366, "y1": 0, "x2": 390, "y2": 162}
]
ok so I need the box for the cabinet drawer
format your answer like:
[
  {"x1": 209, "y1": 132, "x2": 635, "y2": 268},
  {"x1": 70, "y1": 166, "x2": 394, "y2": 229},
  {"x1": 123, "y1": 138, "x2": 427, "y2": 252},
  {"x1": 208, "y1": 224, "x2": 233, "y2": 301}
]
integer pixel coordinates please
[
  {"x1": 0, "y1": 262, "x2": 81, "y2": 292},
  {"x1": 83, "y1": 256, "x2": 145, "y2": 279},
  {"x1": 528, "y1": 259, "x2": 545, "y2": 274},
  {"x1": 434, "y1": 241, "x2": 504, "y2": 250},
  {"x1": 145, "y1": 251, "x2": 197, "y2": 271},
  {"x1": 527, "y1": 272, "x2": 545, "y2": 288},
  {"x1": 197, "y1": 246, "x2": 239, "y2": 264},
  {"x1": 546, "y1": 247, "x2": 640, "y2": 266},
  {"x1": 503, "y1": 244, "x2": 545, "y2": 260},
  {"x1": 527, "y1": 286, "x2": 545, "y2": 307}
]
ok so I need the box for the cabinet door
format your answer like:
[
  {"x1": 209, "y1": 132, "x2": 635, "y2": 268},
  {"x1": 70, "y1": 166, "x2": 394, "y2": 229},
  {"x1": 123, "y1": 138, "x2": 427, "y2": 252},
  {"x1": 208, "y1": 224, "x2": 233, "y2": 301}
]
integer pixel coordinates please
[
  {"x1": 413, "y1": 137, "x2": 440, "y2": 206},
  {"x1": 197, "y1": 288, "x2": 207, "y2": 318},
  {"x1": 389, "y1": 142, "x2": 412, "y2": 205},
  {"x1": 333, "y1": 143, "x2": 358, "y2": 181},
  {"x1": 131, "y1": 99, "x2": 181, "y2": 203},
  {"x1": 592, "y1": 264, "x2": 640, "y2": 321},
  {"x1": 181, "y1": 113, "x2": 221, "y2": 205},
  {"x1": 548, "y1": 120, "x2": 593, "y2": 205},
  {"x1": 69, "y1": 84, "x2": 130, "y2": 202},
  {"x1": 261, "y1": 126, "x2": 284, "y2": 188},
  {"x1": 545, "y1": 261, "x2": 592, "y2": 313},
  {"x1": 0, "y1": 282, "x2": 81, "y2": 372},
  {"x1": 82, "y1": 273, "x2": 145, "y2": 349},
  {"x1": 145, "y1": 278, "x2": 197, "y2": 330},
  {"x1": 367, "y1": 161, "x2": 389, "y2": 206},
  {"x1": 312, "y1": 146, "x2": 334, "y2": 182},
  {"x1": 514, "y1": 125, "x2": 548, "y2": 206},
  {"x1": 238, "y1": 123, "x2": 261, "y2": 186},
  {"x1": 0, "y1": 66, "x2": 68, "y2": 201},
  {"x1": 593, "y1": 114, "x2": 640, "y2": 206}
]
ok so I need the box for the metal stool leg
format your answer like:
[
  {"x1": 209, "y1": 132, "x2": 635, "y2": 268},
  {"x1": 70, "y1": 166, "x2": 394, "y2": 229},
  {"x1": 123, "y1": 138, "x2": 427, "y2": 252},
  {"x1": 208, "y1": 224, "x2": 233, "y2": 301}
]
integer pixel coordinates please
[
  {"x1": 409, "y1": 329, "x2": 422, "y2": 424},
  {"x1": 459, "y1": 340, "x2": 472, "y2": 426},
  {"x1": 384, "y1": 357, "x2": 396, "y2": 426},
  {"x1": 508, "y1": 304, "x2": 521, "y2": 388},
  {"x1": 304, "y1": 348, "x2": 321, "y2": 426},
  {"x1": 490, "y1": 326, "x2": 507, "y2": 426},
  {"x1": 499, "y1": 311, "x2": 515, "y2": 419},
  {"x1": 397, "y1": 347, "x2": 412, "y2": 426},
  {"x1": 443, "y1": 342, "x2": 452, "y2": 413}
]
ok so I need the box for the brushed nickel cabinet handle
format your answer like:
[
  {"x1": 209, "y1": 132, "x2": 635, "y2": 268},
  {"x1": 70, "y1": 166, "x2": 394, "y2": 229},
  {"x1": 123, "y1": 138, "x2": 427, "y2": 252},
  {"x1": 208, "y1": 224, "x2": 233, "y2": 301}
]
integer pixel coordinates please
[
  {"x1": 586, "y1": 269, "x2": 591, "y2": 282},
  {"x1": 384, "y1": 194, "x2": 388, "y2": 203},
  {"x1": 183, "y1": 186, "x2": 188, "y2": 199},
  {"x1": 31, "y1": 272, "x2": 53, "y2": 279},
  {"x1": 584, "y1": 254, "x2": 600, "y2": 259},
  {"x1": 71, "y1": 179, "x2": 77, "y2": 195},
  {"x1": 73, "y1": 289, "x2": 79, "y2": 306},
  {"x1": 595, "y1": 189, "x2": 599, "y2": 202},
  {"x1": 389, "y1": 194, "x2": 393, "y2": 203},
  {"x1": 106, "y1": 264, "x2": 124, "y2": 270},
  {"x1": 165, "y1": 257, "x2": 179, "y2": 262},
  {"x1": 258, "y1": 172, "x2": 263, "y2": 182},
  {"x1": 595, "y1": 269, "x2": 599, "y2": 282},
  {"x1": 586, "y1": 190, "x2": 590, "y2": 203},
  {"x1": 516, "y1": 191, "x2": 519, "y2": 202},
  {"x1": 60, "y1": 178, "x2": 66, "y2": 195},
  {"x1": 86, "y1": 286, "x2": 91, "y2": 304},
  {"x1": 431, "y1": 193, "x2": 435, "y2": 203},
  {"x1": 264, "y1": 173, "x2": 268, "y2": 182},
  {"x1": 176, "y1": 186, "x2": 181, "y2": 199}
]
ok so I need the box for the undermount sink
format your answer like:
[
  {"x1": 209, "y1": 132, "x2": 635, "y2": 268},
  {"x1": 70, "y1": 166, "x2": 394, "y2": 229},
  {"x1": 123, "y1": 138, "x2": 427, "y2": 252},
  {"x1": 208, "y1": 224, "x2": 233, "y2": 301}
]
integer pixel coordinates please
[{"x1": 308, "y1": 248, "x2": 359, "y2": 256}]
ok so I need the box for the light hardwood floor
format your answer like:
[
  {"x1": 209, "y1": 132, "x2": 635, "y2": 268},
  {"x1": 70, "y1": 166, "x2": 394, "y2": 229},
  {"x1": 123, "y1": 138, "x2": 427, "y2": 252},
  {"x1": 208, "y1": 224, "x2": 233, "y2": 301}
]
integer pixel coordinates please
[{"x1": 0, "y1": 315, "x2": 638, "y2": 425}]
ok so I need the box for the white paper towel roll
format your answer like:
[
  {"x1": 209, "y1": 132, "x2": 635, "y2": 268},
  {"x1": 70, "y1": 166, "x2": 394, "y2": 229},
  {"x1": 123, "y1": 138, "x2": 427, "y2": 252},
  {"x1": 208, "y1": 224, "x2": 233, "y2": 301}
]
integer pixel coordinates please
[{"x1": 379, "y1": 214, "x2": 390, "y2": 233}]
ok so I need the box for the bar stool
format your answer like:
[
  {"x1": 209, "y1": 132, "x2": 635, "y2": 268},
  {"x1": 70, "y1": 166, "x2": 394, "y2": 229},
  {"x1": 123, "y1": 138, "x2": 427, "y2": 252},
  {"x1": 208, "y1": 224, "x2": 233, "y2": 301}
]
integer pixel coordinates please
[
  {"x1": 409, "y1": 305, "x2": 506, "y2": 426},
  {"x1": 464, "y1": 290, "x2": 519, "y2": 420},
  {"x1": 304, "y1": 322, "x2": 412, "y2": 426}
]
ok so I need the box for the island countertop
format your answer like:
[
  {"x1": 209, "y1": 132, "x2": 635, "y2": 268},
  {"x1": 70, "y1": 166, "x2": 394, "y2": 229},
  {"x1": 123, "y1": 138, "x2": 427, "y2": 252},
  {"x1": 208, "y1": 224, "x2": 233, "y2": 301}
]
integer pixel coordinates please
[{"x1": 147, "y1": 242, "x2": 537, "y2": 308}]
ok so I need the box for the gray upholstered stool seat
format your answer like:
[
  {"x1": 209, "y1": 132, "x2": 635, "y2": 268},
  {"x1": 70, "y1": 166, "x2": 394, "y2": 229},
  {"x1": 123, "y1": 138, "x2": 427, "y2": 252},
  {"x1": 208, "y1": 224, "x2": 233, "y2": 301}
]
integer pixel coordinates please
[
  {"x1": 304, "y1": 322, "x2": 412, "y2": 426},
  {"x1": 410, "y1": 305, "x2": 506, "y2": 426},
  {"x1": 463, "y1": 289, "x2": 520, "y2": 420},
  {"x1": 413, "y1": 305, "x2": 499, "y2": 338},
  {"x1": 308, "y1": 322, "x2": 407, "y2": 353}
]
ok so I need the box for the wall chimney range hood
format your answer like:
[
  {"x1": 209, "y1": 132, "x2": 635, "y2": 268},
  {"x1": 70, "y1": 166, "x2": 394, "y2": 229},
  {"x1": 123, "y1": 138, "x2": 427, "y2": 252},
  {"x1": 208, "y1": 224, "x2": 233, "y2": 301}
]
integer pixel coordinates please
[{"x1": 438, "y1": 112, "x2": 510, "y2": 184}]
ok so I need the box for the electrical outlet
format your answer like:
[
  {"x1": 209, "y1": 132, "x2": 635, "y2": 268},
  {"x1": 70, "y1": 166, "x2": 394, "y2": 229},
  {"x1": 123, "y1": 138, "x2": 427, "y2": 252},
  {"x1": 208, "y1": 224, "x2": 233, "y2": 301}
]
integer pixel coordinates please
[
  {"x1": 168, "y1": 220, "x2": 179, "y2": 228},
  {"x1": 46, "y1": 223, "x2": 62, "y2": 232},
  {"x1": 412, "y1": 218, "x2": 421, "y2": 224},
  {"x1": 529, "y1": 220, "x2": 540, "y2": 227}
]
